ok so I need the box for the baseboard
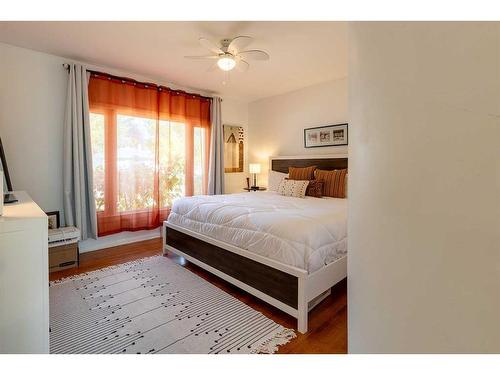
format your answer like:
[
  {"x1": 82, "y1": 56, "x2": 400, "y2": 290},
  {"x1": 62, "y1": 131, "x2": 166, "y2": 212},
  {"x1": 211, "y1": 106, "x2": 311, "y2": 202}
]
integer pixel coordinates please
[{"x1": 79, "y1": 228, "x2": 161, "y2": 253}]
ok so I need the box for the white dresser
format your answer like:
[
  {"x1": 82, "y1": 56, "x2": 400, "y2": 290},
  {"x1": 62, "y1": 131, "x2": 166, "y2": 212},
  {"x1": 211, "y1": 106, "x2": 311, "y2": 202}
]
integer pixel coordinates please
[{"x1": 0, "y1": 191, "x2": 49, "y2": 353}]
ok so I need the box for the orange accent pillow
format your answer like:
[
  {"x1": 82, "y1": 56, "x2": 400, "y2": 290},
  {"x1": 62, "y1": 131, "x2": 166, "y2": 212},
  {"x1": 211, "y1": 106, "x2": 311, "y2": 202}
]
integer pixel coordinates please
[
  {"x1": 288, "y1": 166, "x2": 317, "y2": 180},
  {"x1": 314, "y1": 169, "x2": 348, "y2": 198}
]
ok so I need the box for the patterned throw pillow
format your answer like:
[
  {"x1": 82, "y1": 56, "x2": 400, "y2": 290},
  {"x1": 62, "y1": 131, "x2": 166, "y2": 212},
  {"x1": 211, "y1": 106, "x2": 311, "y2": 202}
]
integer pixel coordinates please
[
  {"x1": 277, "y1": 179, "x2": 310, "y2": 198},
  {"x1": 306, "y1": 179, "x2": 324, "y2": 198},
  {"x1": 314, "y1": 169, "x2": 348, "y2": 198},
  {"x1": 288, "y1": 166, "x2": 317, "y2": 180}
]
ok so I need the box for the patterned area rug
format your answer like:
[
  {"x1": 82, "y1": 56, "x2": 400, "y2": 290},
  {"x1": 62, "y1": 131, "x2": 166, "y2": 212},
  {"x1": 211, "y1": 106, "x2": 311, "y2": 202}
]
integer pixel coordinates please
[{"x1": 49, "y1": 255, "x2": 296, "y2": 354}]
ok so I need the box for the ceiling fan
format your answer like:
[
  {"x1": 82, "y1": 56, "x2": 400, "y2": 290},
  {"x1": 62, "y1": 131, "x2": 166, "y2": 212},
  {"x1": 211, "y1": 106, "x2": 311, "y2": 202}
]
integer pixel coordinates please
[{"x1": 185, "y1": 36, "x2": 270, "y2": 72}]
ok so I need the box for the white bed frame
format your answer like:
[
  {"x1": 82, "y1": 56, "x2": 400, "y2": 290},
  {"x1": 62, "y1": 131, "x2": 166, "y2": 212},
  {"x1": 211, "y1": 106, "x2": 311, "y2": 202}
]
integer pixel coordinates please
[{"x1": 163, "y1": 155, "x2": 348, "y2": 333}]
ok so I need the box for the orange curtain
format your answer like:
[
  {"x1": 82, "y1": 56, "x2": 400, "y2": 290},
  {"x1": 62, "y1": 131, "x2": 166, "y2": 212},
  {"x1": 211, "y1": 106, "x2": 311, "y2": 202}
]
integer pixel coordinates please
[{"x1": 88, "y1": 72, "x2": 211, "y2": 237}]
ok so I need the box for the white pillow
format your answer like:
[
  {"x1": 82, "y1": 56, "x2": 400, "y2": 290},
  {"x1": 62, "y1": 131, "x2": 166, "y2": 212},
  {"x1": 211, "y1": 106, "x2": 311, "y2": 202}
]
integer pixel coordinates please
[
  {"x1": 277, "y1": 179, "x2": 310, "y2": 198},
  {"x1": 268, "y1": 170, "x2": 288, "y2": 192}
]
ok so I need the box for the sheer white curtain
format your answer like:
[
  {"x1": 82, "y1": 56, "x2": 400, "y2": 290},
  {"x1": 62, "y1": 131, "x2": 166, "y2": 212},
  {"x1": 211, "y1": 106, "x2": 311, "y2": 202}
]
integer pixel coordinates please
[
  {"x1": 63, "y1": 64, "x2": 98, "y2": 239},
  {"x1": 208, "y1": 97, "x2": 224, "y2": 194}
]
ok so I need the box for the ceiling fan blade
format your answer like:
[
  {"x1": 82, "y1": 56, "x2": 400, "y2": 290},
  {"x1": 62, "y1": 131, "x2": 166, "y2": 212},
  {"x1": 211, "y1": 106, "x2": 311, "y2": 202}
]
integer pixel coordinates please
[
  {"x1": 228, "y1": 36, "x2": 253, "y2": 54},
  {"x1": 184, "y1": 55, "x2": 219, "y2": 60},
  {"x1": 207, "y1": 63, "x2": 219, "y2": 72},
  {"x1": 238, "y1": 49, "x2": 270, "y2": 61},
  {"x1": 199, "y1": 37, "x2": 223, "y2": 54},
  {"x1": 235, "y1": 59, "x2": 250, "y2": 72}
]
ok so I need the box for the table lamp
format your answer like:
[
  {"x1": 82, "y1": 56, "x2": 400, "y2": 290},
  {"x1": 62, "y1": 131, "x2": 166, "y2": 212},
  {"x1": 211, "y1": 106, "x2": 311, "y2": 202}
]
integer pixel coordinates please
[{"x1": 249, "y1": 163, "x2": 261, "y2": 188}]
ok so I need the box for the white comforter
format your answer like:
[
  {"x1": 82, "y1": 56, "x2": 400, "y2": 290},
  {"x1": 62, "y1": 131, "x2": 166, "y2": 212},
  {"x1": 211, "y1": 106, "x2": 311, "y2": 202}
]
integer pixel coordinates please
[{"x1": 167, "y1": 192, "x2": 347, "y2": 273}]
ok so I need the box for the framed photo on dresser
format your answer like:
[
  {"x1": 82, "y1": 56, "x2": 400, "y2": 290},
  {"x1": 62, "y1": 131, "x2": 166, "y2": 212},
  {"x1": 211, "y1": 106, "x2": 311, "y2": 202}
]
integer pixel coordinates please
[
  {"x1": 46, "y1": 211, "x2": 60, "y2": 230},
  {"x1": 304, "y1": 123, "x2": 348, "y2": 148}
]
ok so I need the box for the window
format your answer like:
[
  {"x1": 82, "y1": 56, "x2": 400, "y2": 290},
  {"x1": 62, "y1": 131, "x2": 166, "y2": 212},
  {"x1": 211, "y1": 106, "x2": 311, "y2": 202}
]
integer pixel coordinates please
[
  {"x1": 88, "y1": 72, "x2": 211, "y2": 236},
  {"x1": 89, "y1": 113, "x2": 105, "y2": 212},
  {"x1": 193, "y1": 126, "x2": 207, "y2": 196},
  {"x1": 159, "y1": 120, "x2": 186, "y2": 208},
  {"x1": 116, "y1": 114, "x2": 157, "y2": 212}
]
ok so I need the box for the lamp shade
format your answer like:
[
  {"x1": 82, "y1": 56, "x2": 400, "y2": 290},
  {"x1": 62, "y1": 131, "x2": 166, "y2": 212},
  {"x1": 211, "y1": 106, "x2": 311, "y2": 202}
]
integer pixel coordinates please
[
  {"x1": 217, "y1": 56, "x2": 236, "y2": 71},
  {"x1": 249, "y1": 163, "x2": 261, "y2": 174}
]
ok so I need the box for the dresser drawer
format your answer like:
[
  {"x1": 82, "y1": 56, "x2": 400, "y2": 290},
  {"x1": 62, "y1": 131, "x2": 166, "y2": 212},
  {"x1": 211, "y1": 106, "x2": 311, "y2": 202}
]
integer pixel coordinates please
[{"x1": 49, "y1": 243, "x2": 78, "y2": 272}]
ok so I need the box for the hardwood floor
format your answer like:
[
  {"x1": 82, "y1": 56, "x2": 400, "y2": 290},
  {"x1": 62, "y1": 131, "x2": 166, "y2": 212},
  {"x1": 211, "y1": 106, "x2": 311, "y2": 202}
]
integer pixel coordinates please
[{"x1": 50, "y1": 238, "x2": 347, "y2": 354}]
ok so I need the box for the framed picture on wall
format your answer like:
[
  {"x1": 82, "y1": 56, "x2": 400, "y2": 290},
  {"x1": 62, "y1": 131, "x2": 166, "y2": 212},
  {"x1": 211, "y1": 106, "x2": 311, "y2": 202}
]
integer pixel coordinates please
[
  {"x1": 224, "y1": 125, "x2": 244, "y2": 173},
  {"x1": 304, "y1": 123, "x2": 348, "y2": 148}
]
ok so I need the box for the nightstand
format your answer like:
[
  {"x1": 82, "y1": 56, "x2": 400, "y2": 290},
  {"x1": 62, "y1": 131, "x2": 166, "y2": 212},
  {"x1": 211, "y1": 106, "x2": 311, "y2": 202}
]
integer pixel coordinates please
[{"x1": 243, "y1": 187, "x2": 267, "y2": 192}]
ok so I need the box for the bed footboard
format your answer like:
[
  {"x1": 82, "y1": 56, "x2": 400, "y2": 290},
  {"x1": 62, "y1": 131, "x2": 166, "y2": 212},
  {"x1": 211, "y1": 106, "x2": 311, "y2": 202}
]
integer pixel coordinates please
[
  {"x1": 163, "y1": 222, "x2": 347, "y2": 334},
  {"x1": 165, "y1": 225, "x2": 299, "y2": 309}
]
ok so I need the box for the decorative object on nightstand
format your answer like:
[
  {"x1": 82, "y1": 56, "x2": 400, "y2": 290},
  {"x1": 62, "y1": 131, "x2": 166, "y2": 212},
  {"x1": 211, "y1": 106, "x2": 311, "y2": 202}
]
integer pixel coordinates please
[
  {"x1": 45, "y1": 210, "x2": 60, "y2": 230},
  {"x1": 48, "y1": 226, "x2": 81, "y2": 272},
  {"x1": 243, "y1": 186, "x2": 267, "y2": 192},
  {"x1": 249, "y1": 163, "x2": 261, "y2": 188}
]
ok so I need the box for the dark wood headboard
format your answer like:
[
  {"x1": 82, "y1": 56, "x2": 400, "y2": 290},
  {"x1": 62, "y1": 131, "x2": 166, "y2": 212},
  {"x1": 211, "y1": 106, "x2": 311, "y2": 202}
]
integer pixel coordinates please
[{"x1": 271, "y1": 156, "x2": 348, "y2": 174}]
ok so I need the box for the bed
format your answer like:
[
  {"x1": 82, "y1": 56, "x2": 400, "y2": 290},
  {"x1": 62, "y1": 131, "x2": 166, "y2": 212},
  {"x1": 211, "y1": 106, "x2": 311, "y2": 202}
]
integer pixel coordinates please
[{"x1": 163, "y1": 155, "x2": 347, "y2": 333}]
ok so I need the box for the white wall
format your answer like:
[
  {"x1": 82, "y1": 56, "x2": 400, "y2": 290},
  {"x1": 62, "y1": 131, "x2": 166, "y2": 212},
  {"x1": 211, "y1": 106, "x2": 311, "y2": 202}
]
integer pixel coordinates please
[
  {"x1": 247, "y1": 78, "x2": 348, "y2": 184},
  {"x1": 348, "y1": 22, "x2": 500, "y2": 353},
  {"x1": 222, "y1": 98, "x2": 249, "y2": 194},
  {"x1": 0, "y1": 42, "x2": 67, "y2": 216}
]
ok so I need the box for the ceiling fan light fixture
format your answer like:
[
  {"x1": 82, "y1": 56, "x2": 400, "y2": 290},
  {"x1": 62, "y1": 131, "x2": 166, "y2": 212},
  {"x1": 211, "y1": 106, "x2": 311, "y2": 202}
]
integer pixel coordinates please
[
  {"x1": 217, "y1": 56, "x2": 236, "y2": 71},
  {"x1": 187, "y1": 36, "x2": 269, "y2": 75}
]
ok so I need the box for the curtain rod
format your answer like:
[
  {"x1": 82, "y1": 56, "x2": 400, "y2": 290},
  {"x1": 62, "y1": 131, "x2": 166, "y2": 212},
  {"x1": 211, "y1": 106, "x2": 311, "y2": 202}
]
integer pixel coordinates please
[
  {"x1": 89, "y1": 70, "x2": 214, "y2": 101},
  {"x1": 62, "y1": 63, "x2": 213, "y2": 101}
]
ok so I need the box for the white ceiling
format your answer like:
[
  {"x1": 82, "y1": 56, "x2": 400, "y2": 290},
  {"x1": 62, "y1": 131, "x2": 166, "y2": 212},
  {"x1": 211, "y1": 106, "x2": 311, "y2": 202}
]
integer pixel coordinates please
[{"x1": 0, "y1": 21, "x2": 347, "y2": 102}]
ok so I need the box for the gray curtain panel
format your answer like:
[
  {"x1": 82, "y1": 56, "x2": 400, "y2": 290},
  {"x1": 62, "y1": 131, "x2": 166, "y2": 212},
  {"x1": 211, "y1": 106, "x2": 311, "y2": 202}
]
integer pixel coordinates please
[
  {"x1": 208, "y1": 97, "x2": 225, "y2": 195},
  {"x1": 63, "y1": 64, "x2": 98, "y2": 239}
]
